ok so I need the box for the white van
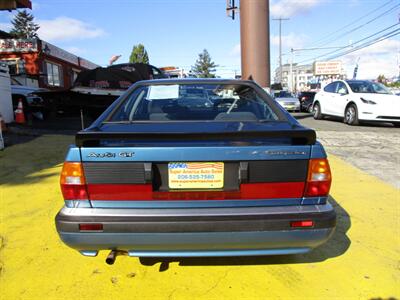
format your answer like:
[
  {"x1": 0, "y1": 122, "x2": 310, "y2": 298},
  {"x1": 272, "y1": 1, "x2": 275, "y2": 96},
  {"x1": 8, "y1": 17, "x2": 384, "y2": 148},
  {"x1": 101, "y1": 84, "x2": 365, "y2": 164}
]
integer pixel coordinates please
[{"x1": 0, "y1": 64, "x2": 13, "y2": 123}]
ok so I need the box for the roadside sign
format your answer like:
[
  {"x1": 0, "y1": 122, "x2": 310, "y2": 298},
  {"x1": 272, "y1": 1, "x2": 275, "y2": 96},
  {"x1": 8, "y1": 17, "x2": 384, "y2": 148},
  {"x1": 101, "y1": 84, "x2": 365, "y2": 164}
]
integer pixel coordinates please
[
  {"x1": 314, "y1": 61, "x2": 342, "y2": 75},
  {"x1": 0, "y1": 39, "x2": 37, "y2": 53}
]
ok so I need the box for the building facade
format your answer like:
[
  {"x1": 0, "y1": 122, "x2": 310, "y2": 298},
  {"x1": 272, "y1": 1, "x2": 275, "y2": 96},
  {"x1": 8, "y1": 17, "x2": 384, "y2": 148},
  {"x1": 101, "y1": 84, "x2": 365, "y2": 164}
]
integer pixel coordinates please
[
  {"x1": 274, "y1": 63, "x2": 314, "y2": 91},
  {"x1": 0, "y1": 37, "x2": 99, "y2": 90},
  {"x1": 274, "y1": 62, "x2": 346, "y2": 92}
]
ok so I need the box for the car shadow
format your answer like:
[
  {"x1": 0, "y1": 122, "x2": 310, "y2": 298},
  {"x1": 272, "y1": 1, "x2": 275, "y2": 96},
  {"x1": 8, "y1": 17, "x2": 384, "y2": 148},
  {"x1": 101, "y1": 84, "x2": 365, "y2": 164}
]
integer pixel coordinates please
[
  {"x1": 293, "y1": 113, "x2": 313, "y2": 120},
  {"x1": 306, "y1": 115, "x2": 396, "y2": 128},
  {"x1": 0, "y1": 132, "x2": 74, "y2": 186},
  {"x1": 0, "y1": 114, "x2": 96, "y2": 185},
  {"x1": 139, "y1": 196, "x2": 351, "y2": 271}
]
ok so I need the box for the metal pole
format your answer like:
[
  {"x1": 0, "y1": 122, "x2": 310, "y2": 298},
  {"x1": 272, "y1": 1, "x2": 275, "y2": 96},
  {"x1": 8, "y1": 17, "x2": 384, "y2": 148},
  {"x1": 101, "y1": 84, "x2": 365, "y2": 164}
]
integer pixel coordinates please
[
  {"x1": 279, "y1": 20, "x2": 282, "y2": 83},
  {"x1": 272, "y1": 18, "x2": 289, "y2": 84},
  {"x1": 240, "y1": 0, "x2": 270, "y2": 88},
  {"x1": 289, "y1": 48, "x2": 293, "y2": 92}
]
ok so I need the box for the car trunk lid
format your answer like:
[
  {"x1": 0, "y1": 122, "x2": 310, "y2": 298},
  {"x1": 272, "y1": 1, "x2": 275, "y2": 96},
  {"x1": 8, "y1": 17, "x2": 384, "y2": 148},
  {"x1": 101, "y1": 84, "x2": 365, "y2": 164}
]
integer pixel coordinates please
[{"x1": 63, "y1": 122, "x2": 330, "y2": 208}]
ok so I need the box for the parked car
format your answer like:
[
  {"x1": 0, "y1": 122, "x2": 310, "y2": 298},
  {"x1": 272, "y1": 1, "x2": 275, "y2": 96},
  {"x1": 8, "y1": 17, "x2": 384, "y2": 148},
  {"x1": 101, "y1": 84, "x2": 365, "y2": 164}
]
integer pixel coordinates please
[
  {"x1": 313, "y1": 80, "x2": 400, "y2": 126},
  {"x1": 55, "y1": 79, "x2": 335, "y2": 262},
  {"x1": 298, "y1": 91, "x2": 316, "y2": 113},
  {"x1": 10, "y1": 78, "x2": 49, "y2": 119},
  {"x1": 273, "y1": 90, "x2": 300, "y2": 112},
  {"x1": 37, "y1": 63, "x2": 168, "y2": 119}
]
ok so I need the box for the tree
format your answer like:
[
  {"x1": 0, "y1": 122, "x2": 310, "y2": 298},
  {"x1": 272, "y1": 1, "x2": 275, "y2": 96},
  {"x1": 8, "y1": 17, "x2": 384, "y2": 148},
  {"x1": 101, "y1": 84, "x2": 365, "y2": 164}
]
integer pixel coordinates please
[
  {"x1": 129, "y1": 44, "x2": 149, "y2": 64},
  {"x1": 191, "y1": 49, "x2": 217, "y2": 78},
  {"x1": 9, "y1": 10, "x2": 40, "y2": 39},
  {"x1": 377, "y1": 74, "x2": 387, "y2": 84}
]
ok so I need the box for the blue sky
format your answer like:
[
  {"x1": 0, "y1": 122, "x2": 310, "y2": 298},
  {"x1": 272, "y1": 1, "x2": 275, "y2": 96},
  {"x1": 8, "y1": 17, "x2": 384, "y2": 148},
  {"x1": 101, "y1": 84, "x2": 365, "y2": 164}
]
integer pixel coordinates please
[{"x1": 0, "y1": 0, "x2": 399, "y2": 80}]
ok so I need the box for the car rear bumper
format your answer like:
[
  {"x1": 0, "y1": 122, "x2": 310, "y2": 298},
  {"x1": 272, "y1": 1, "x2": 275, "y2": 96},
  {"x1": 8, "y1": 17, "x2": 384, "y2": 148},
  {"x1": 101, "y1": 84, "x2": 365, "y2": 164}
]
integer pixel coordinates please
[
  {"x1": 55, "y1": 203, "x2": 336, "y2": 257},
  {"x1": 281, "y1": 104, "x2": 301, "y2": 111}
]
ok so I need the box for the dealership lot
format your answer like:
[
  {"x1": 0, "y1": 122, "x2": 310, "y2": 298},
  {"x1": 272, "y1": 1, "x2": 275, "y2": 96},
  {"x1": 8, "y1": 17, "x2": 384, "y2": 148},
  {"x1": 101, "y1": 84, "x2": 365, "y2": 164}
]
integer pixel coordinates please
[
  {"x1": 296, "y1": 113, "x2": 400, "y2": 189},
  {"x1": 0, "y1": 118, "x2": 399, "y2": 299}
]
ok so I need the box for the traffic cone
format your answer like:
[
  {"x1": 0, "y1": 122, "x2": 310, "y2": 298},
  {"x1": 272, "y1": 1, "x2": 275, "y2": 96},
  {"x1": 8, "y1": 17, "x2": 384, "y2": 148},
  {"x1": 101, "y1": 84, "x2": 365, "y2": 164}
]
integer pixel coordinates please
[
  {"x1": 0, "y1": 113, "x2": 6, "y2": 132},
  {"x1": 15, "y1": 99, "x2": 26, "y2": 124}
]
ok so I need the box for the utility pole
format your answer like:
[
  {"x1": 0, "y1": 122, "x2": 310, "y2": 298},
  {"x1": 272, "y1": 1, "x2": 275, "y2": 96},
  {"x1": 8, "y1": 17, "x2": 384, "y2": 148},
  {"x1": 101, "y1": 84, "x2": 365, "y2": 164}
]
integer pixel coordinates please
[
  {"x1": 239, "y1": 0, "x2": 270, "y2": 88},
  {"x1": 226, "y1": 0, "x2": 270, "y2": 87},
  {"x1": 272, "y1": 17, "x2": 289, "y2": 84}
]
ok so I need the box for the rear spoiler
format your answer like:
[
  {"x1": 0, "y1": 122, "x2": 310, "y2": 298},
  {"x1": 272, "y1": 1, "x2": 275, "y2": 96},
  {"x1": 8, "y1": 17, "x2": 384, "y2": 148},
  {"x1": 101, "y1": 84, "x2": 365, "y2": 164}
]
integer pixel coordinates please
[{"x1": 76, "y1": 129, "x2": 316, "y2": 147}]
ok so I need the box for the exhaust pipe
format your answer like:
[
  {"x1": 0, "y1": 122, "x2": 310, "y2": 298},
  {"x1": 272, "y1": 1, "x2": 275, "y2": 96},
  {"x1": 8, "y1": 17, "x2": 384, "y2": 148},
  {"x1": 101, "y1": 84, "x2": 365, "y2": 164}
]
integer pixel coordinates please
[
  {"x1": 106, "y1": 250, "x2": 118, "y2": 265},
  {"x1": 105, "y1": 250, "x2": 127, "y2": 265}
]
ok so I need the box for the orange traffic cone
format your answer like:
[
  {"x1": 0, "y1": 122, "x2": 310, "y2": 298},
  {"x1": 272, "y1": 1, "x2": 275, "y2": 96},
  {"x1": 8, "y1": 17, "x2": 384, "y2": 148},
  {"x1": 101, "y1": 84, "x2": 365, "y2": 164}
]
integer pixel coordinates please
[
  {"x1": 0, "y1": 113, "x2": 6, "y2": 132},
  {"x1": 15, "y1": 99, "x2": 26, "y2": 124}
]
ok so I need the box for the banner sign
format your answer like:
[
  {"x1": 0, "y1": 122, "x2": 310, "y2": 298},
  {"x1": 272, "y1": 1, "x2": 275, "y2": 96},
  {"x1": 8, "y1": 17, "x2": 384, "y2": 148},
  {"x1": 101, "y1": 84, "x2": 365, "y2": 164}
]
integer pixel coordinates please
[
  {"x1": 314, "y1": 61, "x2": 342, "y2": 75},
  {"x1": 0, "y1": 39, "x2": 38, "y2": 53}
]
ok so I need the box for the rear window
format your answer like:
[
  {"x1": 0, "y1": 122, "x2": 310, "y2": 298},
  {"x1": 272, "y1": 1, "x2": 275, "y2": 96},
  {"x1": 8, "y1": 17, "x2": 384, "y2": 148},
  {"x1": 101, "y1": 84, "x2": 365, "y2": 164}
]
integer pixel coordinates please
[
  {"x1": 108, "y1": 83, "x2": 280, "y2": 122},
  {"x1": 274, "y1": 91, "x2": 294, "y2": 98}
]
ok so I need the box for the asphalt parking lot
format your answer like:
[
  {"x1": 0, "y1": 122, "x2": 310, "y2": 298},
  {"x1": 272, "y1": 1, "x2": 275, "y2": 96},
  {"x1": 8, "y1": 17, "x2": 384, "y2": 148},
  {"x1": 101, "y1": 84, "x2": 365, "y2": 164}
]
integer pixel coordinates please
[{"x1": 0, "y1": 115, "x2": 399, "y2": 299}]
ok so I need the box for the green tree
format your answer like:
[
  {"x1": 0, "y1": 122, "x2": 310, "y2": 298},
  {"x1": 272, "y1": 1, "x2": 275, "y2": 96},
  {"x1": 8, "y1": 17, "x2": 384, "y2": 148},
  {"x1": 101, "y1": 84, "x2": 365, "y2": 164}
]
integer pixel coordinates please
[
  {"x1": 129, "y1": 44, "x2": 149, "y2": 64},
  {"x1": 9, "y1": 10, "x2": 40, "y2": 38},
  {"x1": 191, "y1": 49, "x2": 217, "y2": 78}
]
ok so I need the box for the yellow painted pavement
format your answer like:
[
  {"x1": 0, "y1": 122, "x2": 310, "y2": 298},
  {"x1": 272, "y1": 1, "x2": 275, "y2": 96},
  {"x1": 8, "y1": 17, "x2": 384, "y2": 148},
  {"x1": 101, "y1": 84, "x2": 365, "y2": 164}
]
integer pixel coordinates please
[{"x1": 0, "y1": 135, "x2": 399, "y2": 299}]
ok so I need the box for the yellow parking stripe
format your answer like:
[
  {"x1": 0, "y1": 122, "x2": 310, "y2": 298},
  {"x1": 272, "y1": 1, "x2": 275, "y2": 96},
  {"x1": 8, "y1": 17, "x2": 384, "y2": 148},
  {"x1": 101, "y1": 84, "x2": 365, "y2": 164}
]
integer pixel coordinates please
[{"x1": 0, "y1": 136, "x2": 398, "y2": 299}]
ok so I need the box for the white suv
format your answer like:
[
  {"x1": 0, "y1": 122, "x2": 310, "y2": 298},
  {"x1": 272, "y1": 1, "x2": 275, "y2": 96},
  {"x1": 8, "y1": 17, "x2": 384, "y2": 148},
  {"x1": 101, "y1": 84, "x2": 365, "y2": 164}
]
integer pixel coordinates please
[{"x1": 313, "y1": 80, "x2": 400, "y2": 127}]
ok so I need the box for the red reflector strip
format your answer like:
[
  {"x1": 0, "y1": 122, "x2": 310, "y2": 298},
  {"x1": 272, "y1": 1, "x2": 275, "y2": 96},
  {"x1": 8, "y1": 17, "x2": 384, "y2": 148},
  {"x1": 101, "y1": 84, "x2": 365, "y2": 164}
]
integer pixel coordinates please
[
  {"x1": 86, "y1": 182, "x2": 305, "y2": 201},
  {"x1": 240, "y1": 183, "x2": 304, "y2": 199},
  {"x1": 87, "y1": 184, "x2": 153, "y2": 201},
  {"x1": 79, "y1": 224, "x2": 103, "y2": 231},
  {"x1": 290, "y1": 220, "x2": 314, "y2": 228}
]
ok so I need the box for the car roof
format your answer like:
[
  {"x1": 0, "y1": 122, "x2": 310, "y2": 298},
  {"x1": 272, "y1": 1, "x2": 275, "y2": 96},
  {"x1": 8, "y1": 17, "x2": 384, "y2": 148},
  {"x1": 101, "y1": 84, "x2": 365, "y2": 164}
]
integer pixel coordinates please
[
  {"x1": 345, "y1": 80, "x2": 371, "y2": 84},
  {"x1": 134, "y1": 78, "x2": 256, "y2": 86}
]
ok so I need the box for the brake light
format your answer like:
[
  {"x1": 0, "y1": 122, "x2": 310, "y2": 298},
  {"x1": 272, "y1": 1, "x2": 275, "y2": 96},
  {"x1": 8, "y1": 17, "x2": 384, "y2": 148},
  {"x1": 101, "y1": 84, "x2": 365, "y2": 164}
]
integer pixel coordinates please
[
  {"x1": 304, "y1": 158, "x2": 332, "y2": 197},
  {"x1": 60, "y1": 162, "x2": 88, "y2": 200}
]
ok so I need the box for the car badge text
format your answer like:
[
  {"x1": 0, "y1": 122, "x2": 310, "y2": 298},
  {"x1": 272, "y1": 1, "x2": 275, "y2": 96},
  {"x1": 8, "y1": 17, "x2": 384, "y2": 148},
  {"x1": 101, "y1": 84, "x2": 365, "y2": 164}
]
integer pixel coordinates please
[
  {"x1": 87, "y1": 152, "x2": 135, "y2": 158},
  {"x1": 265, "y1": 151, "x2": 307, "y2": 156}
]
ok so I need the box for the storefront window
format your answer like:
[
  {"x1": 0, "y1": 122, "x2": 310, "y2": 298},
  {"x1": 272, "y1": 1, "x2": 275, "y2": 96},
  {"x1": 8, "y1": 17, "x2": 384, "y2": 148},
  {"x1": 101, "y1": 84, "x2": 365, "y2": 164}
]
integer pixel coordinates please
[
  {"x1": 46, "y1": 61, "x2": 63, "y2": 87},
  {"x1": 0, "y1": 59, "x2": 25, "y2": 75}
]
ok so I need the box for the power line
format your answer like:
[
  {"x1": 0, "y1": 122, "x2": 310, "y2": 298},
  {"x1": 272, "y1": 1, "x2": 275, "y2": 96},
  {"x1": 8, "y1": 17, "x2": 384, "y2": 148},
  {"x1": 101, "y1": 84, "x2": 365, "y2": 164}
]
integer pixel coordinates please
[
  {"x1": 296, "y1": 23, "x2": 400, "y2": 64},
  {"x1": 314, "y1": 3, "x2": 400, "y2": 48},
  {"x1": 310, "y1": 0, "x2": 397, "y2": 47},
  {"x1": 326, "y1": 30, "x2": 400, "y2": 61}
]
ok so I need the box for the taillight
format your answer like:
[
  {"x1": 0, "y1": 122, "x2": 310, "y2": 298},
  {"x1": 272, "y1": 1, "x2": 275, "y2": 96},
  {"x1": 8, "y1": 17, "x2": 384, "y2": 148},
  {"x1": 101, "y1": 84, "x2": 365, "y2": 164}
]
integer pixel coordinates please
[
  {"x1": 304, "y1": 158, "x2": 332, "y2": 197},
  {"x1": 60, "y1": 162, "x2": 88, "y2": 200}
]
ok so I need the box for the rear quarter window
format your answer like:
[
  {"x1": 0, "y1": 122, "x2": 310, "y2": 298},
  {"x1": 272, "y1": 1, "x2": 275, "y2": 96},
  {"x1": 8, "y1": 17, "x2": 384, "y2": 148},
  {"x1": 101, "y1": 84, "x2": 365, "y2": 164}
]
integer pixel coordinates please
[{"x1": 324, "y1": 82, "x2": 337, "y2": 93}]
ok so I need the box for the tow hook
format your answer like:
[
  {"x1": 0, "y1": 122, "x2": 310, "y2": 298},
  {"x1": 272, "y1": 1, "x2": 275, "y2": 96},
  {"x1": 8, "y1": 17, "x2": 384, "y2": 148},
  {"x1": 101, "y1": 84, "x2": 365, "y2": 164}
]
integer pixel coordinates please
[{"x1": 106, "y1": 250, "x2": 125, "y2": 265}]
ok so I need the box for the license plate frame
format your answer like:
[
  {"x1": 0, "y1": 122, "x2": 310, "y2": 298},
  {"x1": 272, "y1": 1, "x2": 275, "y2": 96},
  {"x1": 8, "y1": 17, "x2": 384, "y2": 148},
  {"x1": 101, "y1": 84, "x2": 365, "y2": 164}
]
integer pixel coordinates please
[{"x1": 168, "y1": 162, "x2": 224, "y2": 189}]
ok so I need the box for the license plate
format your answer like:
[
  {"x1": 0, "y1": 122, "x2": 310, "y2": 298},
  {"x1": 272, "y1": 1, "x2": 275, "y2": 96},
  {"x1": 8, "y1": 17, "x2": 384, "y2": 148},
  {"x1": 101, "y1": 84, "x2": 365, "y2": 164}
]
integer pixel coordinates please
[{"x1": 168, "y1": 162, "x2": 224, "y2": 189}]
